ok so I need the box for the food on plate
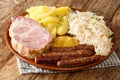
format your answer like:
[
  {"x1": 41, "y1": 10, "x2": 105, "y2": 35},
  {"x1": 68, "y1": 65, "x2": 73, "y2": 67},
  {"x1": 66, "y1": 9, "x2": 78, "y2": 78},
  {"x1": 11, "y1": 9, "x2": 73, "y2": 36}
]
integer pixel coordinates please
[
  {"x1": 44, "y1": 23, "x2": 57, "y2": 38},
  {"x1": 53, "y1": 6, "x2": 69, "y2": 17},
  {"x1": 8, "y1": 5, "x2": 114, "y2": 68},
  {"x1": 26, "y1": 6, "x2": 56, "y2": 20},
  {"x1": 68, "y1": 11, "x2": 113, "y2": 56},
  {"x1": 40, "y1": 16, "x2": 59, "y2": 27},
  {"x1": 57, "y1": 55, "x2": 100, "y2": 67},
  {"x1": 35, "y1": 49, "x2": 95, "y2": 64},
  {"x1": 9, "y1": 16, "x2": 53, "y2": 58},
  {"x1": 53, "y1": 36, "x2": 79, "y2": 47},
  {"x1": 43, "y1": 49, "x2": 94, "y2": 57},
  {"x1": 26, "y1": 6, "x2": 70, "y2": 38},
  {"x1": 35, "y1": 55, "x2": 61, "y2": 64},
  {"x1": 57, "y1": 16, "x2": 69, "y2": 35}
]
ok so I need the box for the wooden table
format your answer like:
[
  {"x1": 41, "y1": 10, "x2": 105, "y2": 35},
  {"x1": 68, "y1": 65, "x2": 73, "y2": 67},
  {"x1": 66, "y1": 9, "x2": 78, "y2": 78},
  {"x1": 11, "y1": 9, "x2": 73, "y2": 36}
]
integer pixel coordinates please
[{"x1": 0, "y1": 0, "x2": 120, "y2": 80}]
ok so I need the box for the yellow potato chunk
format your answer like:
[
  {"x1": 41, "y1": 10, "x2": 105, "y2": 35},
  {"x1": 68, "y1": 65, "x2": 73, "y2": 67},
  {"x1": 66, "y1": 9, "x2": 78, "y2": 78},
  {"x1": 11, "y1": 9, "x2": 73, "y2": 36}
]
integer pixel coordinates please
[
  {"x1": 26, "y1": 6, "x2": 56, "y2": 20},
  {"x1": 53, "y1": 36, "x2": 79, "y2": 47},
  {"x1": 40, "y1": 16, "x2": 59, "y2": 27},
  {"x1": 53, "y1": 6, "x2": 70, "y2": 17},
  {"x1": 45, "y1": 23, "x2": 57, "y2": 39},
  {"x1": 57, "y1": 16, "x2": 69, "y2": 35}
]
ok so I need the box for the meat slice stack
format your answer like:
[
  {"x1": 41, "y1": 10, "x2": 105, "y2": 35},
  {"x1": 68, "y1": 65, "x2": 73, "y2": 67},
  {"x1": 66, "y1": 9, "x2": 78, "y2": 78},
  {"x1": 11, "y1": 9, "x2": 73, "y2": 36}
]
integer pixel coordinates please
[{"x1": 9, "y1": 16, "x2": 53, "y2": 58}]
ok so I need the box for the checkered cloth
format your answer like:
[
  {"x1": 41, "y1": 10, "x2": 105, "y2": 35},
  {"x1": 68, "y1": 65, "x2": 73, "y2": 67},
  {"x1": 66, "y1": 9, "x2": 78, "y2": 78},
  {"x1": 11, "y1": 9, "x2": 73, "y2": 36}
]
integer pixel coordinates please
[{"x1": 17, "y1": 52, "x2": 120, "y2": 74}]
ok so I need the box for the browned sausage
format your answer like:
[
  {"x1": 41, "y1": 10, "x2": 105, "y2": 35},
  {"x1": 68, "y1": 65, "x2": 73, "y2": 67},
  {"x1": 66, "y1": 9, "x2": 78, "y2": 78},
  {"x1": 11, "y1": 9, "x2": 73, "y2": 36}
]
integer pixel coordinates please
[
  {"x1": 35, "y1": 56, "x2": 61, "y2": 64},
  {"x1": 35, "y1": 49, "x2": 95, "y2": 64},
  {"x1": 42, "y1": 49, "x2": 94, "y2": 57},
  {"x1": 50, "y1": 44, "x2": 94, "y2": 52},
  {"x1": 57, "y1": 55, "x2": 100, "y2": 68}
]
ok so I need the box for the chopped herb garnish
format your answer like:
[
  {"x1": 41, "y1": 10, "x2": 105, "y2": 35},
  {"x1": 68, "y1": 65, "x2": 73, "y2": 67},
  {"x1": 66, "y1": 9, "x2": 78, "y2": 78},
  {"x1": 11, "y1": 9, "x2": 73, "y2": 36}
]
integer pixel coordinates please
[
  {"x1": 58, "y1": 21, "x2": 62, "y2": 27},
  {"x1": 59, "y1": 19, "x2": 62, "y2": 22},
  {"x1": 95, "y1": 17, "x2": 101, "y2": 21},
  {"x1": 56, "y1": 15, "x2": 59, "y2": 17},
  {"x1": 91, "y1": 16, "x2": 94, "y2": 19},
  {"x1": 91, "y1": 16, "x2": 101, "y2": 21},
  {"x1": 39, "y1": 18, "x2": 41, "y2": 21},
  {"x1": 60, "y1": 17, "x2": 64, "y2": 22},
  {"x1": 41, "y1": 23, "x2": 43, "y2": 25},
  {"x1": 58, "y1": 23, "x2": 62, "y2": 27},
  {"x1": 86, "y1": 27, "x2": 92, "y2": 30},
  {"x1": 92, "y1": 22, "x2": 96, "y2": 25},
  {"x1": 71, "y1": 17, "x2": 75, "y2": 21},
  {"x1": 41, "y1": 22, "x2": 45, "y2": 26}
]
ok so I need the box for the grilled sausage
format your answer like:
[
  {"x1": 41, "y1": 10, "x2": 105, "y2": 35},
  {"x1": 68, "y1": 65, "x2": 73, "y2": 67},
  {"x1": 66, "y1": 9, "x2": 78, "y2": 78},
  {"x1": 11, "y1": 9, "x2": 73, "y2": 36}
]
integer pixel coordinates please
[
  {"x1": 35, "y1": 56, "x2": 61, "y2": 64},
  {"x1": 57, "y1": 55, "x2": 100, "y2": 68},
  {"x1": 50, "y1": 44, "x2": 94, "y2": 52},
  {"x1": 43, "y1": 49, "x2": 94, "y2": 56},
  {"x1": 35, "y1": 49, "x2": 95, "y2": 64}
]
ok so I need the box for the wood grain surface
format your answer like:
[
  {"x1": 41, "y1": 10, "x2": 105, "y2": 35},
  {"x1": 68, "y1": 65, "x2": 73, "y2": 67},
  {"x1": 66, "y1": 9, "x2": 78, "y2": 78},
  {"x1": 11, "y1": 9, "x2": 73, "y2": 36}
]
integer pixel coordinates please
[{"x1": 0, "y1": 0, "x2": 120, "y2": 80}]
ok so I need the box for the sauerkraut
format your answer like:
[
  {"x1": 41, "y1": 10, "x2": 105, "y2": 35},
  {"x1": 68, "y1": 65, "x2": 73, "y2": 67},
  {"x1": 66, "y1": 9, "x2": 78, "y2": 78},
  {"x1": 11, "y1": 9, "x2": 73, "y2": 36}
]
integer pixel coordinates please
[{"x1": 68, "y1": 10, "x2": 113, "y2": 56}]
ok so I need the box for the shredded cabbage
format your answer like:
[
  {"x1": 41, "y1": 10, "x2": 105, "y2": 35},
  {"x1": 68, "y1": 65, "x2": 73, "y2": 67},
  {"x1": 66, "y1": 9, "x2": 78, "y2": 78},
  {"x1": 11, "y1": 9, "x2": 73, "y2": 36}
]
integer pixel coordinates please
[{"x1": 68, "y1": 11, "x2": 113, "y2": 56}]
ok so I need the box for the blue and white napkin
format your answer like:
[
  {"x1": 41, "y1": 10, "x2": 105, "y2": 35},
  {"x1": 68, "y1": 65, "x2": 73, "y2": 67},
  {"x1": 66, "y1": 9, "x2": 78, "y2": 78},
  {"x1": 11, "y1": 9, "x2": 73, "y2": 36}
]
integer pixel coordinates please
[{"x1": 17, "y1": 52, "x2": 120, "y2": 74}]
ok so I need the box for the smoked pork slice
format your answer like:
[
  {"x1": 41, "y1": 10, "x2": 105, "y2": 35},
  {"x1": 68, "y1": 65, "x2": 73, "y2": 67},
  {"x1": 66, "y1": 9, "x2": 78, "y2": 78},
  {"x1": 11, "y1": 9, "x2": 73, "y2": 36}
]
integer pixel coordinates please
[{"x1": 9, "y1": 16, "x2": 53, "y2": 58}]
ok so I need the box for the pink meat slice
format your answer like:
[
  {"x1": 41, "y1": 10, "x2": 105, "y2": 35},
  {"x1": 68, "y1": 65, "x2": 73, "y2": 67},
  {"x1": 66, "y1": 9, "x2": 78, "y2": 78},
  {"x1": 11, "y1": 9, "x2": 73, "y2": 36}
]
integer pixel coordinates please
[{"x1": 9, "y1": 16, "x2": 53, "y2": 58}]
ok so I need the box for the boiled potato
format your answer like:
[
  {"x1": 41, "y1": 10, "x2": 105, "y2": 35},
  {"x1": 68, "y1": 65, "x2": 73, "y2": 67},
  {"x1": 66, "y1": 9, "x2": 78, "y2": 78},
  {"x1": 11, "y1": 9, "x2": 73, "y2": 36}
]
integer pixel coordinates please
[
  {"x1": 53, "y1": 36, "x2": 79, "y2": 47},
  {"x1": 26, "y1": 6, "x2": 56, "y2": 15},
  {"x1": 40, "y1": 16, "x2": 59, "y2": 27},
  {"x1": 26, "y1": 6, "x2": 56, "y2": 20},
  {"x1": 25, "y1": 6, "x2": 71, "y2": 38},
  {"x1": 45, "y1": 23, "x2": 57, "y2": 38},
  {"x1": 57, "y1": 16, "x2": 69, "y2": 35},
  {"x1": 53, "y1": 6, "x2": 70, "y2": 17}
]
